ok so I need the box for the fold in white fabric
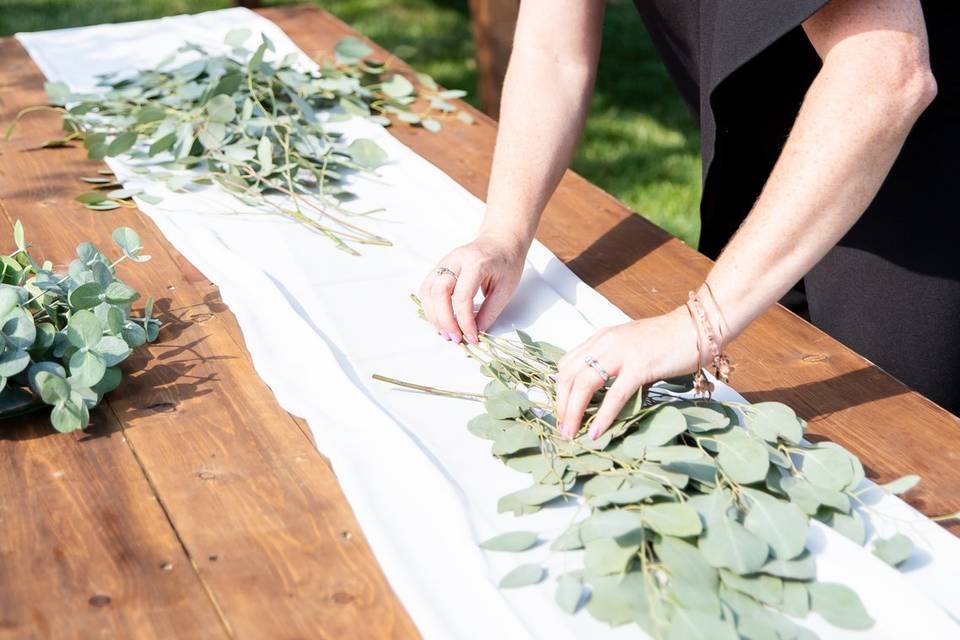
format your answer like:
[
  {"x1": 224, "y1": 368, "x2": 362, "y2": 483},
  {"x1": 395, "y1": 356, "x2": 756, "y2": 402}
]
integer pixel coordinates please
[{"x1": 17, "y1": 9, "x2": 960, "y2": 638}]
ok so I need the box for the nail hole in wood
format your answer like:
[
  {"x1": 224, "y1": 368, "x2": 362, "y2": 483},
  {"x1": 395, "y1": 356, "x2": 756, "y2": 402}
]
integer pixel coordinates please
[
  {"x1": 147, "y1": 401, "x2": 176, "y2": 413},
  {"x1": 802, "y1": 353, "x2": 828, "y2": 363},
  {"x1": 88, "y1": 594, "x2": 111, "y2": 607},
  {"x1": 160, "y1": 562, "x2": 173, "y2": 571}
]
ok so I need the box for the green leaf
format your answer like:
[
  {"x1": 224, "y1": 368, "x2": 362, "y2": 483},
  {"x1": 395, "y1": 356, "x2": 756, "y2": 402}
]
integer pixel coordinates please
[
  {"x1": 802, "y1": 447, "x2": 854, "y2": 492},
  {"x1": 872, "y1": 533, "x2": 913, "y2": 567},
  {"x1": 654, "y1": 536, "x2": 718, "y2": 589},
  {"x1": 249, "y1": 42, "x2": 268, "y2": 71},
  {"x1": 716, "y1": 431, "x2": 769, "y2": 484},
  {"x1": 421, "y1": 118, "x2": 442, "y2": 133},
  {"x1": 642, "y1": 502, "x2": 702, "y2": 537},
  {"x1": 104, "y1": 281, "x2": 140, "y2": 304},
  {"x1": 622, "y1": 405, "x2": 687, "y2": 454},
  {"x1": 35, "y1": 370, "x2": 70, "y2": 404},
  {"x1": 95, "y1": 335, "x2": 131, "y2": 367},
  {"x1": 581, "y1": 509, "x2": 645, "y2": 540},
  {"x1": 68, "y1": 349, "x2": 106, "y2": 388},
  {"x1": 698, "y1": 514, "x2": 770, "y2": 575},
  {"x1": 740, "y1": 487, "x2": 808, "y2": 559},
  {"x1": 781, "y1": 475, "x2": 849, "y2": 515},
  {"x1": 679, "y1": 404, "x2": 731, "y2": 432},
  {"x1": 205, "y1": 94, "x2": 236, "y2": 124},
  {"x1": 555, "y1": 574, "x2": 582, "y2": 614},
  {"x1": 92, "y1": 366, "x2": 122, "y2": 395},
  {"x1": 335, "y1": 36, "x2": 373, "y2": 63},
  {"x1": 347, "y1": 138, "x2": 387, "y2": 170},
  {"x1": 879, "y1": 474, "x2": 920, "y2": 495},
  {"x1": 51, "y1": 399, "x2": 84, "y2": 432},
  {"x1": 382, "y1": 74, "x2": 415, "y2": 99},
  {"x1": 467, "y1": 413, "x2": 510, "y2": 440},
  {"x1": 0, "y1": 287, "x2": 20, "y2": 318},
  {"x1": 66, "y1": 309, "x2": 102, "y2": 349},
  {"x1": 456, "y1": 110, "x2": 475, "y2": 125},
  {"x1": 585, "y1": 573, "x2": 650, "y2": 627},
  {"x1": 112, "y1": 227, "x2": 145, "y2": 260},
  {"x1": 551, "y1": 522, "x2": 584, "y2": 551},
  {"x1": 106, "y1": 131, "x2": 137, "y2": 156},
  {"x1": 479, "y1": 531, "x2": 538, "y2": 552},
  {"x1": 778, "y1": 581, "x2": 811, "y2": 619},
  {"x1": 224, "y1": 27, "x2": 251, "y2": 47},
  {"x1": 498, "y1": 563, "x2": 545, "y2": 589},
  {"x1": 439, "y1": 89, "x2": 468, "y2": 100},
  {"x1": 584, "y1": 535, "x2": 641, "y2": 575},
  {"x1": 827, "y1": 509, "x2": 867, "y2": 545},
  {"x1": 743, "y1": 402, "x2": 803, "y2": 444},
  {"x1": 257, "y1": 136, "x2": 274, "y2": 174},
  {"x1": 149, "y1": 132, "x2": 176, "y2": 156},
  {"x1": 75, "y1": 191, "x2": 108, "y2": 205},
  {"x1": 45, "y1": 81, "x2": 71, "y2": 105},
  {"x1": 491, "y1": 424, "x2": 539, "y2": 455},
  {"x1": 497, "y1": 484, "x2": 562, "y2": 514},
  {"x1": 13, "y1": 220, "x2": 26, "y2": 253},
  {"x1": 1, "y1": 307, "x2": 35, "y2": 350},
  {"x1": 668, "y1": 609, "x2": 738, "y2": 640},
  {"x1": 761, "y1": 550, "x2": 816, "y2": 580},
  {"x1": 807, "y1": 582, "x2": 874, "y2": 630},
  {"x1": 719, "y1": 569, "x2": 783, "y2": 605},
  {"x1": 68, "y1": 282, "x2": 103, "y2": 309},
  {"x1": 0, "y1": 350, "x2": 30, "y2": 377}
]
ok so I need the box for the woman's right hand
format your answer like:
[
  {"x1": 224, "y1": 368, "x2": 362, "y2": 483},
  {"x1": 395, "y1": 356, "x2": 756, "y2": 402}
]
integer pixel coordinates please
[{"x1": 419, "y1": 233, "x2": 527, "y2": 344}]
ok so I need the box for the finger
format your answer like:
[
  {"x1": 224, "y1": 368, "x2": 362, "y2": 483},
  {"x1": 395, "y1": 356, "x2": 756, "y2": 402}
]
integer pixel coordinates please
[
  {"x1": 475, "y1": 280, "x2": 514, "y2": 334},
  {"x1": 418, "y1": 279, "x2": 440, "y2": 335},
  {"x1": 588, "y1": 372, "x2": 640, "y2": 440},
  {"x1": 559, "y1": 369, "x2": 606, "y2": 440},
  {"x1": 554, "y1": 364, "x2": 578, "y2": 430},
  {"x1": 428, "y1": 271, "x2": 460, "y2": 341},
  {"x1": 451, "y1": 270, "x2": 481, "y2": 344}
]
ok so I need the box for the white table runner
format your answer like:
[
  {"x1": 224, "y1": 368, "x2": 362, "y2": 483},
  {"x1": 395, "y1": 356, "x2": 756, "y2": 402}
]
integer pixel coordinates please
[{"x1": 17, "y1": 9, "x2": 960, "y2": 638}]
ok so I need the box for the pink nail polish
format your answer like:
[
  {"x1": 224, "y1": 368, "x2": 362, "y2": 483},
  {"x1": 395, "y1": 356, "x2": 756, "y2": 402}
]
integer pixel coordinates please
[
  {"x1": 450, "y1": 334, "x2": 462, "y2": 344},
  {"x1": 466, "y1": 334, "x2": 479, "y2": 344},
  {"x1": 441, "y1": 331, "x2": 451, "y2": 341},
  {"x1": 588, "y1": 427, "x2": 599, "y2": 440}
]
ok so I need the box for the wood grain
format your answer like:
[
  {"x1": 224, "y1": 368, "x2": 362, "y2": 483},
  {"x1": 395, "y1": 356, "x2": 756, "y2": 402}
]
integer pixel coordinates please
[
  {"x1": 1, "y1": 5, "x2": 958, "y2": 639},
  {"x1": 0, "y1": 31, "x2": 417, "y2": 640},
  {"x1": 265, "y1": 6, "x2": 960, "y2": 530}
]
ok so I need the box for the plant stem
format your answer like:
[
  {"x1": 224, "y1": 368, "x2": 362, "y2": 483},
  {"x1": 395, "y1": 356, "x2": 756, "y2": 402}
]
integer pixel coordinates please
[{"x1": 371, "y1": 374, "x2": 485, "y2": 401}]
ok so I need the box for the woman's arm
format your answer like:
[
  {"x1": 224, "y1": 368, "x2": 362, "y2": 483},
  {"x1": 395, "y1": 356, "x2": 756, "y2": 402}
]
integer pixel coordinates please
[
  {"x1": 558, "y1": 0, "x2": 936, "y2": 439},
  {"x1": 704, "y1": 0, "x2": 936, "y2": 340},
  {"x1": 419, "y1": 0, "x2": 605, "y2": 344}
]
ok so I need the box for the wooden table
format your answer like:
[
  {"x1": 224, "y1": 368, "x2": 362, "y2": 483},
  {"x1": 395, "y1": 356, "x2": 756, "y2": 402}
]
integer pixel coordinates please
[{"x1": 1, "y1": 5, "x2": 957, "y2": 639}]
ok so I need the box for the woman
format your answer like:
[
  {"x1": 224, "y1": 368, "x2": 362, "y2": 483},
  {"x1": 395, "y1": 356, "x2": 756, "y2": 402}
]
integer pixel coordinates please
[{"x1": 419, "y1": 0, "x2": 958, "y2": 438}]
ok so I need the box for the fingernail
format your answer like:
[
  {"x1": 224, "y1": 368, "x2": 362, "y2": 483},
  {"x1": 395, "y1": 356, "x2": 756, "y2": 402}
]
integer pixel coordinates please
[
  {"x1": 450, "y1": 333, "x2": 462, "y2": 344},
  {"x1": 588, "y1": 426, "x2": 599, "y2": 440},
  {"x1": 441, "y1": 331, "x2": 451, "y2": 341},
  {"x1": 466, "y1": 334, "x2": 478, "y2": 344}
]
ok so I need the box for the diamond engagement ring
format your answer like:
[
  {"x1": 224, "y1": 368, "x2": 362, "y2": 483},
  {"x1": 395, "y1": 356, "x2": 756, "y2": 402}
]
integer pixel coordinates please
[
  {"x1": 436, "y1": 266, "x2": 457, "y2": 280},
  {"x1": 584, "y1": 355, "x2": 610, "y2": 382}
]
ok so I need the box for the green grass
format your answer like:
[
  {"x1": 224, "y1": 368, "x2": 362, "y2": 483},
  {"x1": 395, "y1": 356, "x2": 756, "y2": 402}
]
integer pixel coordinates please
[{"x1": 0, "y1": 0, "x2": 701, "y2": 246}]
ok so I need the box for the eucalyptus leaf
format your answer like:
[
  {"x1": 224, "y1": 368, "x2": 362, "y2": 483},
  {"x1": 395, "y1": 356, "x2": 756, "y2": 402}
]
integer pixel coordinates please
[
  {"x1": 499, "y1": 563, "x2": 545, "y2": 589},
  {"x1": 872, "y1": 533, "x2": 913, "y2": 567},
  {"x1": 807, "y1": 582, "x2": 874, "y2": 630},
  {"x1": 479, "y1": 531, "x2": 539, "y2": 552}
]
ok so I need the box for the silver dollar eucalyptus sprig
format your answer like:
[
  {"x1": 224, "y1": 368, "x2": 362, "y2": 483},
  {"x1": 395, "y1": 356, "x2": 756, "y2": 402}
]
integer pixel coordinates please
[
  {"x1": 5, "y1": 29, "x2": 473, "y2": 255},
  {"x1": 0, "y1": 222, "x2": 159, "y2": 432},
  {"x1": 374, "y1": 298, "x2": 924, "y2": 639}
]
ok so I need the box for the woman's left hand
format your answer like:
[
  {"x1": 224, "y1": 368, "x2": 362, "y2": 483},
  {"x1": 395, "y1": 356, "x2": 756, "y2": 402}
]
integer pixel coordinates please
[{"x1": 555, "y1": 306, "x2": 701, "y2": 440}]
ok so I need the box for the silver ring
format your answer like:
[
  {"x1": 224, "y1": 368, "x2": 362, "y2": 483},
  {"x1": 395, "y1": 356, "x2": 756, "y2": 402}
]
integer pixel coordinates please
[
  {"x1": 436, "y1": 266, "x2": 457, "y2": 280},
  {"x1": 584, "y1": 355, "x2": 609, "y2": 382}
]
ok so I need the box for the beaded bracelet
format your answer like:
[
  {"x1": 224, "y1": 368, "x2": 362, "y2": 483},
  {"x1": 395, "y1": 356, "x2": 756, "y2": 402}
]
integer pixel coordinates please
[{"x1": 685, "y1": 287, "x2": 732, "y2": 397}]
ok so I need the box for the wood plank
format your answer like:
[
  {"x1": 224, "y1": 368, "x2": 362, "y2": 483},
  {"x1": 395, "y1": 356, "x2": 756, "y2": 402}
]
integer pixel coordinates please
[
  {"x1": 0, "y1": 36, "x2": 417, "y2": 639},
  {"x1": 467, "y1": 0, "x2": 520, "y2": 117},
  {"x1": 264, "y1": 6, "x2": 960, "y2": 532},
  {"x1": 0, "y1": 410, "x2": 228, "y2": 639}
]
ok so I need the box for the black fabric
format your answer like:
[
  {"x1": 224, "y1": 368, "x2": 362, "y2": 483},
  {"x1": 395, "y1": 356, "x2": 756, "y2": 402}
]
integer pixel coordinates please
[{"x1": 633, "y1": 1, "x2": 960, "y2": 414}]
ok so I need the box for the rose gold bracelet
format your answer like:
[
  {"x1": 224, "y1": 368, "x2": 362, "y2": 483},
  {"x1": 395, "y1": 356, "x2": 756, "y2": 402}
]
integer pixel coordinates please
[{"x1": 685, "y1": 288, "x2": 732, "y2": 396}]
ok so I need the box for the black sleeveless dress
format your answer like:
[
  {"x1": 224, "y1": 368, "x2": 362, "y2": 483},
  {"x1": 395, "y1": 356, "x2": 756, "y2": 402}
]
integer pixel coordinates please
[{"x1": 633, "y1": 1, "x2": 960, "y2": 414}]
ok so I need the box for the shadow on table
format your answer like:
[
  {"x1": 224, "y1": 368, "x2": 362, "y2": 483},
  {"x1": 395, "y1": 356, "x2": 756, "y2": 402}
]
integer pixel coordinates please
[
  {"x1": 563, "y1": 213, "x2": 673, "y2": 290},
  {"x1": 0, "y1": 294, "x2": 235, "y2": 441}
]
